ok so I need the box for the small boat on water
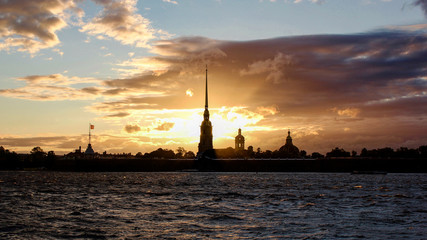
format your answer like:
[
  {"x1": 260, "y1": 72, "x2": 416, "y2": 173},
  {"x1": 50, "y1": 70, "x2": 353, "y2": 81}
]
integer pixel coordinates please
[{"x1": 351, "y1": 170, "x2": 387, "y2": 175}]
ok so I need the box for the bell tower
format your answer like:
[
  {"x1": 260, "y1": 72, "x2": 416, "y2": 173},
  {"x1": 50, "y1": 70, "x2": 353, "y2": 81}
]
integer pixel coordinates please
[{"x1": 235, "y1": 128, "x2": 245, "y2": 151}]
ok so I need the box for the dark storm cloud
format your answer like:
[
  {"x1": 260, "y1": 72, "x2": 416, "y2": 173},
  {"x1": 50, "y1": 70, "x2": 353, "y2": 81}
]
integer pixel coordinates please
[
  {"x1": 243, "y1": 32, "x2": 426, "y2": 116},
  {"x1": 95, "y1": 30, "x2": 426, "y2": 154},
  {"x1": 362, "y1": 95, "x2": 427, "y2": 118},
  {"x1": 101, "y1": 31, "x2": 427, "y2": 119}
]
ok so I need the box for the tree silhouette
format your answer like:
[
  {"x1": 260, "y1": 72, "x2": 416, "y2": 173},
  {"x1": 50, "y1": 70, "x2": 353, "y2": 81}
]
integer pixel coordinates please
[
  {"x1": 184, "y1": 151, "x2": 196, "y2": 159},
  {"x1": 247, "y1": 146, "x2": 254, "y2": 158},
  {"x1": 0, "y1": 146, "x2": 19, "y2": 169},
  {"x1": 144, "y1": 148, "x2": 175, "y2": 159},
  {"x1": 326, "y1": 147, "x2": 350, "y2": 157},
  {"x1": 300, "y1": 150, "x2": 307, "y2": 158},
  {"x1": 31, "y1": 146, "x2": 45, "y2": 155},
  {"x1": 396, "y1": 147, "x2": 419, "y2": 158},
  {"x1": 176, "y1": 147, "x2": 187, "y2": 158},
  {"x1": 30, "y1": 146, "x2": 47, "y2": 167},
  {"x1": 46, "y1": 151, "x2": 56, "y2": 168},
  {"x1": 311, "y1": 152, "x2": 324, "y2": 159},
  {"x1": 419, "y1": 145, "x2": 427, "y2": 158}
]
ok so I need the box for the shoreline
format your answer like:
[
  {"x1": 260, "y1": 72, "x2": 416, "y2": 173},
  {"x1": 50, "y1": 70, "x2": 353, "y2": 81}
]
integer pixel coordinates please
[{"x1": 3, "y1": 157, "x2": 425, "y2": 173}]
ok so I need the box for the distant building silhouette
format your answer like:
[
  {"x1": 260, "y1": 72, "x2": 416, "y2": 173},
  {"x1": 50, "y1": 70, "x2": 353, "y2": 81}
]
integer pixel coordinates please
[
  {"x1": 85, "y1": 124, "x2": 95, "y2": 155},
  {"x1": 85, "y1": 144, "x2": 94, "y2": 155},
  {"x1": 198, "y1": 67, "x2": 213, "y2": 156},
  {"x1": 278, "y1": 129, "x2": 300, "y2": 158},
  {"x1": 235, "y1": 128, "x2": 245, "y2": 151}
]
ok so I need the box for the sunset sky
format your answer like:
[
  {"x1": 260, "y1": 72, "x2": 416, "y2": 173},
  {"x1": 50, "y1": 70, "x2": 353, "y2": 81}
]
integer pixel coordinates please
[{"x1": 1, "y1": 0, "x2": 427, "y2": 155}]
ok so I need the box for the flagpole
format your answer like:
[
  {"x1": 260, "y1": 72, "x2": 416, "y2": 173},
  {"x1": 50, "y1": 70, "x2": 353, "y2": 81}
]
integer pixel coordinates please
[{"x1": 89, "y1": 123, "x2": 91, "y2": 145}]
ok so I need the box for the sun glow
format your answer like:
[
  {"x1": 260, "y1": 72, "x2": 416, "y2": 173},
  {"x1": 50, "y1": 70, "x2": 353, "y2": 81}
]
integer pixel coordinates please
[
  {"x1": 186, "y1": 88, "x2": 194, "y2": 97},
  {"x1": 123, "y1": 106, "x2": 268, "y2": 151},
  {"x1": 210, "y1": 107, "x2": 264, "y2": 142}
]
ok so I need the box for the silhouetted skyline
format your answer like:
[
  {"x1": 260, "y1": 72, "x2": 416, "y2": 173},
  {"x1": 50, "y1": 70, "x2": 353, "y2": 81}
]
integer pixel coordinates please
[{"x1": 0, "y1": 1, "x2": 427, "y2": 155}]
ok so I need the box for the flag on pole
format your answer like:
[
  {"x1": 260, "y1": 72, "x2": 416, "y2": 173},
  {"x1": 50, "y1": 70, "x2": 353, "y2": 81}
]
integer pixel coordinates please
[{"x1": 90, "y1": 124, "x2": 94, "y2": 129}]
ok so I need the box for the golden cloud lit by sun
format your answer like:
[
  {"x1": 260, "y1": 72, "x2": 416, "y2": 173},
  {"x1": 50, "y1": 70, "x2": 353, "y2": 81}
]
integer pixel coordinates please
[
  {"x1": 331, "y1": 107, "x2": 361, "y2": 118},
  {"x1": 186, "y1": 88, "x2": 194, "y2": 97}
]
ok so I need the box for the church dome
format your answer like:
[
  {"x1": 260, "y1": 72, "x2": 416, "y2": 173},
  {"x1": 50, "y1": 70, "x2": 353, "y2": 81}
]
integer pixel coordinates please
[{"x1": 279, "y1": 130, "x2": 300, "y2": 158}]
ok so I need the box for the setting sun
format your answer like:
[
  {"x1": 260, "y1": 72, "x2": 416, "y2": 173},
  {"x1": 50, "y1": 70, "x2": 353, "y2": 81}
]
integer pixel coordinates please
[{"x1": 185, "y1": 88, "x2": 194, "y2": 97}]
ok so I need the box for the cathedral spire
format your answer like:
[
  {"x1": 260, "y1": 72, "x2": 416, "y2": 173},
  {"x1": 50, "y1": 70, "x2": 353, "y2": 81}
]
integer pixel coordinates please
[
  {"x1": 198, "y1": 66, "x2": 213, "y2": 156},
  {"x1": 203, "y1": 65, "x2": 210, "y2": 121},
  {"x1": 205, "y1": 65, "x2": 208, "y2": 109},
  {"x1": 286, "y1": 129, "x2": 293, "y2": 145}
]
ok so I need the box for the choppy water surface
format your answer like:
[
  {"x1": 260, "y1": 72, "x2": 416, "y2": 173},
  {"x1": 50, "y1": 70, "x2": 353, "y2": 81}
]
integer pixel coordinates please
[{"x1": 0, "y1": 172, "x2": 426, "y2": 239}]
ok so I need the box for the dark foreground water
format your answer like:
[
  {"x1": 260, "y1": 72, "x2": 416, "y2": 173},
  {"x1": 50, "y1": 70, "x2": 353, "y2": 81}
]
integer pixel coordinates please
[{"x1": 0, "y1": 172, "x2": 426, "y2": 239}]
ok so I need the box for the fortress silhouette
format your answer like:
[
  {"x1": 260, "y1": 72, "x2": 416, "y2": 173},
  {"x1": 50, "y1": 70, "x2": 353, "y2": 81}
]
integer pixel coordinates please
[{"x1": 197, "y1": 67, "x2": 300, "y2": 160}]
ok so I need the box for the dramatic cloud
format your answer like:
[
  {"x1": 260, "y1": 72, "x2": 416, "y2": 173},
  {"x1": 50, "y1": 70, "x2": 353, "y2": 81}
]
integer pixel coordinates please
[
  {"x1": 240, "y1": 52, "x2": 293, "y2": 83},
  {"x1": 2, "y1": 16, "x2": 427, "y2": 153},
  {"x1": 0, "y1": 0, "x2": 170, "y2": 54},
  {"x1": 81, "y1": 0, "x2": 169, "y2": 48},
  {"x1": 3, "y1": 0, "x2": 427, "y2": 154},
  {"x1": 0, "y1": 0, "x2": 79, "y2": 54},
  {"x1": 105, "y1": 32, "x2": 427, "y2": 116},
  {"x1": 88, "y1": 30, "x2": 427, "y2": 153}
]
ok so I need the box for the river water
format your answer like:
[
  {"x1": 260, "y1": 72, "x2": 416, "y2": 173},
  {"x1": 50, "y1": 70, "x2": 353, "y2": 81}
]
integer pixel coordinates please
[{"x1": 0, "y1": 172, "x2": 426, "y2": 239}]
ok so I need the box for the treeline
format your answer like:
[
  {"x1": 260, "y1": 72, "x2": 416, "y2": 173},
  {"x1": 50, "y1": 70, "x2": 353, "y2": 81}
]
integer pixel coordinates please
[
  {"x1": 325, "y1": 146, "x2": 427, "y2": 159},
  {"x1": 128, "y1": 145, "x2": 427, "y2": 160},
  {"x1": 201, "y1": 147, "x2": 305, "y2": 159},
  {"x1": 0, "y1": 146, "x2": 56, "y2": 170},
  {"x1": 1, "y1": 145, "x2": 426, "y2": 170},
  {"x1": 135, "y1": 147, "x2": 196, "y2": 159},
  {"x1": 0, "y1": 146, "x2": 198, "y2": 170}
]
